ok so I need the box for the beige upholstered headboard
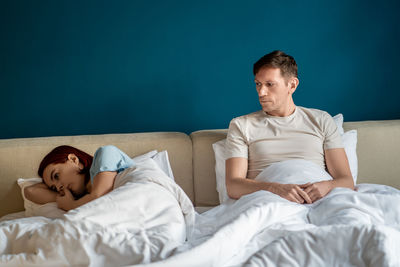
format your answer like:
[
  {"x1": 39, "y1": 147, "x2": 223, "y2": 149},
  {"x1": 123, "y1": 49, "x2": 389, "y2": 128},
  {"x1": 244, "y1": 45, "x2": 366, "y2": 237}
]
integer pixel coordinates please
[
  {"x1": 1, "y1": 120, "x2": 399, "y2": 217},
  {"x1": 343, "y1": 120, "x2": 400, "y2": 186},
  {"x1": 0, "y1": 132, "x2": 193, "y2": 217},
  {"x1": 191, "y1": 120, "x2": 400, "y2": 207}
]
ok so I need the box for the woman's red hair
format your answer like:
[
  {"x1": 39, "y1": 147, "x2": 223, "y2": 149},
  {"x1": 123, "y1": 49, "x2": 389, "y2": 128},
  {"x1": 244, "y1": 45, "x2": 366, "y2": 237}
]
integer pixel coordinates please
[{"x1": 38, "y1": 145, "x2": 93, "y2": 184}]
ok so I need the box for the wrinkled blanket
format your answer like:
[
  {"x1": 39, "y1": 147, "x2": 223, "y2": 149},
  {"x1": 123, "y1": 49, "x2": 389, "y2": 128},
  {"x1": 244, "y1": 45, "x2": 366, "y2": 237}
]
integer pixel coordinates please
[
  {"x1": 142, "y1": 161, "x2": 400, "y2": 267},
  {"x1": 0, "y1": 158, "x2": 195, "y2": 267}
]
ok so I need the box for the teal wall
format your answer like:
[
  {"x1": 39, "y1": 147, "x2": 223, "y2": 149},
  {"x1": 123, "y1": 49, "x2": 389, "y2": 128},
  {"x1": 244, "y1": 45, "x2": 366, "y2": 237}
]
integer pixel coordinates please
[{"x1": 1, "y1": 0, "x2": 399, "y2": 139}]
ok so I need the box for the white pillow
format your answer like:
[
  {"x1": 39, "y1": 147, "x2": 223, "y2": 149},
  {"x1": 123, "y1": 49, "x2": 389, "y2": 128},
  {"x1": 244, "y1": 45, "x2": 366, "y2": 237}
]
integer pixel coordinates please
[
  {"x1": 212, "y1": 139, "x2": 229, "y2": 203},
  {"x1": 18, "y1": 178, "x2": 66, "y2": 218},
  {"x1": 213, "y1": 113, "x2": 358, "y2": 203},
  {"x1": 333, "y1": 113, "x2": 344, "y2": 135},
  {"x1": 132, "y1": 150, "x2": 158, "y2": 161},
  {"x1": 131, "y1": 150, "x2": 175, "y2": 180},
  {"x1": 18, "y1": 150, "x2": 175, "y2": 218},
  {"x1": 150, "y1": 150, "x2": 175, "y2": 180},
  {"x1": 333, "y1": 113, "x2": 358, "y2": 183},
  {"x1": 342, "y1": 130, "x2": 358, "y2": 183}
]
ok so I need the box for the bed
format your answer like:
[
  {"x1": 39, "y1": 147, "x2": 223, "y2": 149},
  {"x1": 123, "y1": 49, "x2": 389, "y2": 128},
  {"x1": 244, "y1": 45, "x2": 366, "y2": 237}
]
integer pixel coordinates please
[{"x1": 0, "y1": 118, "x2": 399, "y2": 266}]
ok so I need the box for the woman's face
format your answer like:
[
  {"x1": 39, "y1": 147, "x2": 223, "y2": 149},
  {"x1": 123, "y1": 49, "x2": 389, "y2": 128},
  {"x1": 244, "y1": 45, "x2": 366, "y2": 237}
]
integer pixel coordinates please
[{"x1": 42, "y1": 154, "x2": 87, "y2": 198}]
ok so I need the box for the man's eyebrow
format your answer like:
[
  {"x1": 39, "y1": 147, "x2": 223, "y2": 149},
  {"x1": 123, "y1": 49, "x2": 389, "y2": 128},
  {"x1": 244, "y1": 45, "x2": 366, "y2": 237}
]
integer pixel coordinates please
[{"x1": 254, "y1": 80, "x2": 275, "y2": 83}]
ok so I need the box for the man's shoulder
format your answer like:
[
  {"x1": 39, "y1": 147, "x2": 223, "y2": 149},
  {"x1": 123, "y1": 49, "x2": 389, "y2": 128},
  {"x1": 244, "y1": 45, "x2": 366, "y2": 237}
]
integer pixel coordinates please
[
  {"x1": 297, "y1": 106, "x2": 330, "y2": 119},
  {"x1": 230, "y1": 110, "x2": 265, "y2": 123}
]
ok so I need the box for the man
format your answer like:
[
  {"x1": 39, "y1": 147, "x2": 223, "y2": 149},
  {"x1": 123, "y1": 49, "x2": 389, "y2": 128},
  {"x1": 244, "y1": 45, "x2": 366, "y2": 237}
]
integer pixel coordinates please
[{"x1": 225, "y1": 50, "x2": 354, "y2": 204}]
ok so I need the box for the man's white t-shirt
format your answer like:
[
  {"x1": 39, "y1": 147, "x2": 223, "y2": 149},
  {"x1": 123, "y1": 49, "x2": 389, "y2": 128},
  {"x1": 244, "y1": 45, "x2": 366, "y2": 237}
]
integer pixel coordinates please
[{"x1": 226, "y1": 106, "x2": 343, "y2": 179}]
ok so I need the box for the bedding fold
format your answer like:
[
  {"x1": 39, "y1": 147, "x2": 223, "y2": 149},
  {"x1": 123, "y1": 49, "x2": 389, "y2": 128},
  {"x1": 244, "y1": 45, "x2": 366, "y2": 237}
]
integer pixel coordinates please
[{"x1": 139, "y1": 160, "x2": 400, "y2": 267}]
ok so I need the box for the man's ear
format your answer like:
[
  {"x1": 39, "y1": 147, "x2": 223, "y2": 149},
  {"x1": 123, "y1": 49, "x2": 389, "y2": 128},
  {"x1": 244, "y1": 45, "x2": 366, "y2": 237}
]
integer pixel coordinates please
[
  {"x1": 289, "y1": 77, "x2": 299, "y2": 94},
  {"x1": 67, "y1": 154, "x2": 79, "y2": 165}
]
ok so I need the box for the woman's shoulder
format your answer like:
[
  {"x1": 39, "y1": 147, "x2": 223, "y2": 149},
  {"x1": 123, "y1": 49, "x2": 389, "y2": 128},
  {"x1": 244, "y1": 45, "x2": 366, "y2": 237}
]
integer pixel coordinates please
[
  {"x1": 95, "y1": 145, "x2": 120, "y2": 154},
  {"x1": 93, "y1": 145, "x2": 131, "y2": 162},
  {"x1": 90, "y1": 145, "x2": 134, "y2": 179},
  {"x1": 93, "y1": 145, "x2": 127, "y2": 160},
  {"x1": 92, "y1": 145, "x2": 133, "y2": 166}
]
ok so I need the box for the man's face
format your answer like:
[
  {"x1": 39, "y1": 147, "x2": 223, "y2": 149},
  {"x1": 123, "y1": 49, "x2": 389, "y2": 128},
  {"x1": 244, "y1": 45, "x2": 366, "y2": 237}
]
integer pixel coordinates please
[{"x1": 254, "y1": 67, "x2": 295, "y2": 116}]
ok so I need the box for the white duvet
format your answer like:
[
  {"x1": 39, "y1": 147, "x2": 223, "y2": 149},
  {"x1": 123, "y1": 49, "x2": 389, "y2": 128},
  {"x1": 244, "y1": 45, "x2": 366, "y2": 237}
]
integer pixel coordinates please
[
  {"x1": 142, "y1": 160, "x2": 400, "y2": 267},
  {"x1": 0, "y1": 158, "x2": 195, "y2": 267}
]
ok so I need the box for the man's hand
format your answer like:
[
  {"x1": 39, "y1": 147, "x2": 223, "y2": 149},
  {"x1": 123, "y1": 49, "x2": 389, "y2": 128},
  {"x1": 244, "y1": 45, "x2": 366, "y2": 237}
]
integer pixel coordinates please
[
  {"x1": 300, "y1": 180, "x2": 333, "y2": 203},
  {"x1": 271, "y1": 183, "x2": 312, "y2": 204},
  {"x1": 56, "y1": 188, "x2": 76, "y2": 211},
  {"x1": 226, "y1": 158, "x2": 314, "y2": 203}
]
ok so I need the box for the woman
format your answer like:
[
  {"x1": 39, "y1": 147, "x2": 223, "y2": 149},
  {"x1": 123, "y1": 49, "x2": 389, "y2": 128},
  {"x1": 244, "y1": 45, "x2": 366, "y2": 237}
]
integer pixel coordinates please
[{"x1": 25, "y1": 145, "x2": 134, "y2": 211}]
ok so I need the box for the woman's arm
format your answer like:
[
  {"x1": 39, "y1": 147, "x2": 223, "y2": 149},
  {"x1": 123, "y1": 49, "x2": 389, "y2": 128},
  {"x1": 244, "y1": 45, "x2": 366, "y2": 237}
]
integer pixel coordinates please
[
  {"x1": 24, "y1": 183, "x2": 57, "y2": 204},
  {"x1": 57, "y1": 145, "x2": 133, "y2": 211},
  {"x1": 56, "y1": 171, "x2": 117, "y2": 211}
]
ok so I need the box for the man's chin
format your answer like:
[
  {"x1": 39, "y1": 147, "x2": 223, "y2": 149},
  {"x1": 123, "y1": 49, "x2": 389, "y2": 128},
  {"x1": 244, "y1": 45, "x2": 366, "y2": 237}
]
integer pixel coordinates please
[
  {"x1": 261, "y1": 105, "x2": 274, "y2": 112},
  {"x1": 261, "y1": 107, "x2": 280, "y2": 116}
]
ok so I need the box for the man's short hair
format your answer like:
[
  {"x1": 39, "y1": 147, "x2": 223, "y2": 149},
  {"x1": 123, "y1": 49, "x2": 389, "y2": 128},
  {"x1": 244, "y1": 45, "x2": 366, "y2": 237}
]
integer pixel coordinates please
[{"x1": 253, "y1": 50, "x2": 298, "y2": 79}]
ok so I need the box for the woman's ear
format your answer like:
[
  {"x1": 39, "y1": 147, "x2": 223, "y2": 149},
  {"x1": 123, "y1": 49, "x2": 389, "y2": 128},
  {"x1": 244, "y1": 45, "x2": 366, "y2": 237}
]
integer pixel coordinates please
[{"x1": 67, "y1": 154, "x2": 80, "y2": 165}]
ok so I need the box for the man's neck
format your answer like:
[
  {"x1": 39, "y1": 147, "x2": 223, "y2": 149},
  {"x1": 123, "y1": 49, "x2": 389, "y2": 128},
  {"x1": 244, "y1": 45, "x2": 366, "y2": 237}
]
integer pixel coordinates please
[{"x1": 265, "y1": 103, "x2": 296, "y2": 117}]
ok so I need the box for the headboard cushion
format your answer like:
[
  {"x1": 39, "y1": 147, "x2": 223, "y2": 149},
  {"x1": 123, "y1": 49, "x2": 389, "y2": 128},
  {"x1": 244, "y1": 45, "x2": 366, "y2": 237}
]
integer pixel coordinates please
[{"x1": 343, "y1": 120, "x2": 400, "y2": 187}]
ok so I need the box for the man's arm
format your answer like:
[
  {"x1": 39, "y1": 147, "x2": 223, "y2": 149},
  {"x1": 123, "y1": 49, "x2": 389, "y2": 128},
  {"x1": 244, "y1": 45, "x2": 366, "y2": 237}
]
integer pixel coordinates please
[
  {"x1": 302, "y1": 148, "x2": 354, "y2": 202},
  {"x1": 226, "y1": 157, "x2": 311, "y2": 203},
  {"x1": 325, "y1": 148, "x2": 355, "y2": 189}
]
